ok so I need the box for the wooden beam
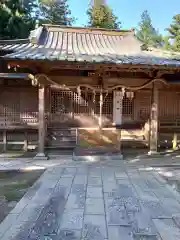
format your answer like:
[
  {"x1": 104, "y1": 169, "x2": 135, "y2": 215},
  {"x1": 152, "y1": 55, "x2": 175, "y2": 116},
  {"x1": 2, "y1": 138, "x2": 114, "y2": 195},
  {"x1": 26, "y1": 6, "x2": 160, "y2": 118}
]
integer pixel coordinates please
[
  {"x1": 6, "y1": 59, "x2": 180, "y2": 73},
  {"x1": 149, "y1": 82, "x2": 159, "y2": 154}
]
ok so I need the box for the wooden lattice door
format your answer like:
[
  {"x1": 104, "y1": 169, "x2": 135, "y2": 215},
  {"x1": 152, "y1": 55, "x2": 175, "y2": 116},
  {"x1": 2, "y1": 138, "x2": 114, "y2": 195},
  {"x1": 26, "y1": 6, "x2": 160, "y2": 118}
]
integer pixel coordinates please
[{"x1": 50, "y1": 90, "x2": 73, "y2": 124}]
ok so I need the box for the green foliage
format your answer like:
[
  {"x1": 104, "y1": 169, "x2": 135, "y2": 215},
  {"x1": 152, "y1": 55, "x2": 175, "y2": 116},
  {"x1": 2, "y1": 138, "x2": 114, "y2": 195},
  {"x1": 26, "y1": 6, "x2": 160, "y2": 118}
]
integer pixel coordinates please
[
  {"x1": 163, "y1": 36, "x2": 172, "y2": 50},
  {"x1": 0, "y1": 0, "x2": 36, "y2": 39},
  {"x1": 136, "y1": 10, "x2": 163, "y2": 48},
  {"x1": 87, "y1": 0, "x2": 121, "y2": 29},
  {"x1": 166, "y1": 14, "x2": 180, "y2": 51},
  {"x1": 39, "y1": 0, "x2": 74, "y2": 25}
]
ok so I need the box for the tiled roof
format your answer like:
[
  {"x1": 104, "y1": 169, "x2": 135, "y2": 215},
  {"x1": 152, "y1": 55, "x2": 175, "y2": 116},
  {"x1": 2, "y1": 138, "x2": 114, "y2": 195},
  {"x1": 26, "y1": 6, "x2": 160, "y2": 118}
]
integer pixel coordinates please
[{"x1": 0, "y1": 25, "x2": 180, "y2": 67}]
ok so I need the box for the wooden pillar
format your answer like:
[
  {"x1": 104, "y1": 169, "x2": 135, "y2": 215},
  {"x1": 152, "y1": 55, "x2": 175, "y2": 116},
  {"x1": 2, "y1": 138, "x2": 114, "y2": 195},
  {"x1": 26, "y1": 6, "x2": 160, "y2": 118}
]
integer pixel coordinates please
[
  {"x1": 149, "y1": 82, "x2": 159, "y2": 154},
  {"x1": 113, "y1": 89, "x2": 124, "y2": 158},
  {"x1": 99, "y1": 89, "x2": 103, "y2": 128},
  {"x1": 24, "y1": 131, "x2": 28, "y2": 152},
  {"x1": 34, "y1": 85, "x2": 47, "y2": 160},
  {"x1": 173, "y1": 133, "x2": 178, "y2": 150},
  {"x1": 3, "y1": 130, "x2": 7, "y2": 152}
]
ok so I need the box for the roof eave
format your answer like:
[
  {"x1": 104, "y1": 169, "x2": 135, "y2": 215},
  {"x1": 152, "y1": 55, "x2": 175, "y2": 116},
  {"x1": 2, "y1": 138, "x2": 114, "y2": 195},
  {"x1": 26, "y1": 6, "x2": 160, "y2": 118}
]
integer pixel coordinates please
[
  {"x1": 4, "y1": 58, "x2": 180, "y2": 70},
  {"x1": 0, "y1": 39, "x2": 30, "y2": 45}
]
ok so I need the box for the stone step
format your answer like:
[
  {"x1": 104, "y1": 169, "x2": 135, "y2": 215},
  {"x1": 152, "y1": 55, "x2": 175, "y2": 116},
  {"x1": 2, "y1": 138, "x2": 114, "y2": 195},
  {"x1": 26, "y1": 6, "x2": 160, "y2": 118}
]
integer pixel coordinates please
[{"x1": 46, "y1": 146, "x2": 76, "y2": 150}]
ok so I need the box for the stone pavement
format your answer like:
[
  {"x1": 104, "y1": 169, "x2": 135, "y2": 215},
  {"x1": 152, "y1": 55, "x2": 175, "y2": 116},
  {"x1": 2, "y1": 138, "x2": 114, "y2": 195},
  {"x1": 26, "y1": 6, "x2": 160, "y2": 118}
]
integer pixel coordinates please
[
  {"x1": 1, "y1": 153, "x2": 180, "y2": 172},
  {"x1": 1, "y1": 157, "x2": 180, "y2": 239},
  {"x1": 0, "y1": 156, "x2": 73, "y2": 171}
]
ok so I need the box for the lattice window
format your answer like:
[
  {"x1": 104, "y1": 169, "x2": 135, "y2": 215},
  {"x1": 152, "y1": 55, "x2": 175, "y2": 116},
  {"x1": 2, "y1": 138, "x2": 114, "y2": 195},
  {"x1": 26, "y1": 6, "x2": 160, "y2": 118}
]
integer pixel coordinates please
[
  {"x1": 20, "y1": 90, "x2": 38, "y2": 124},
  {"x1": 73, "y1": 90, "x2": 93, "y2": 115},
  {"x1": 51, "y1": 90, "x2": 72, "y2": 114},
  {"x1": 102, "y1": 92, "x2": 113, "y2": 116},
  {"x1": 0, "y1": 88, "x2": 38, "y2": 126},
  {"x1": 122, "y1": 95, "x2": 133, "y2": 116},
  {"x1": 50, "y1": 89, "x2": 113, "y2": 122},
  {"x1": 94, "y1": 92, "x2": 113, "y2": 117}
]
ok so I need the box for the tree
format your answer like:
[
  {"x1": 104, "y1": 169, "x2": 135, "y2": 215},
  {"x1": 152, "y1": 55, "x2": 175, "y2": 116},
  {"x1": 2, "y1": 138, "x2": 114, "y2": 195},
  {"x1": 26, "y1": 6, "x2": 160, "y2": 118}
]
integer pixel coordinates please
[
  {"x1": 166, "y1": 14, "x2": 180, "y2": 51},
  {"x1": 163, "y1": 36, "x2": 172, "y2": 50},
  {"x1": 0, "y1": 0, "x2": 36, "y2": 39},
  {"x1": 136, "y1": 10, "x2": 163, "y2": 48},
  {"x1": 87, "y1": 0, "x2": 121, "y2": 29},
  {"x1": 39, "y1": 0, "x2": 74, "y2": 26}
]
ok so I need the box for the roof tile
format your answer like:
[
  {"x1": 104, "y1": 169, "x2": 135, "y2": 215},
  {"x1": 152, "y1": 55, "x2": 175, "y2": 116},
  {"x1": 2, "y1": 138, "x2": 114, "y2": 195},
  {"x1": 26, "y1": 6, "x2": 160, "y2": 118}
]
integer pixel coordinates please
[{"x1": 0, "y1": 25, "x2": 180, "y2": 67}]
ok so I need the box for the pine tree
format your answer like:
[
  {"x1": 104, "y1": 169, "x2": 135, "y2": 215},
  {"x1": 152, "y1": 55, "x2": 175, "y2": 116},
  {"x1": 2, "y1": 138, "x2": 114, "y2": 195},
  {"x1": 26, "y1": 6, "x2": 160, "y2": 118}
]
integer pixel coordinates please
[
  {"x1": 0, "y1": 0, "x2": 36, "y2": 39},
  {"x1": 39, "y1": 0, "x2": 74, "y2": 26},
  {"x1": 166, "y1": 14, "x2": 180, "y2": 51},
  {"x1": 136, "y1": 10, "x2": 163, "y2": 48},
  {"x1": 87, "y1": 0, "x2": 121, "y2": 29}
]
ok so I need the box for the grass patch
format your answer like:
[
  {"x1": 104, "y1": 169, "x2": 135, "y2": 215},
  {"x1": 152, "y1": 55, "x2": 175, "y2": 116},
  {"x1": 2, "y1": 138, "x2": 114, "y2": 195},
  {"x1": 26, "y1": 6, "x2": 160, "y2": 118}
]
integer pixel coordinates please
[
  {"x1": 4, "y1": 191, "x2": 23, "y2": 202},
  {"x1": 0, "y1": 170, "x2": 43, "y2": 202}
]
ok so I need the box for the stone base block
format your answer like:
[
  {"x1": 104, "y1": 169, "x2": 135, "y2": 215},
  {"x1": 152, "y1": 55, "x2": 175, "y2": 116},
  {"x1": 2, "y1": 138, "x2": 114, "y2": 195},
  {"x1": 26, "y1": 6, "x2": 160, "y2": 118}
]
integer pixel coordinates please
[
  {"x1": 33, "y1": 153, "x2": 49, "y2": 160},
  {"x1": 73, "y1": 153, "x2": 123, "y2": 161},
  {"x1": 148, "y1": 151, "x2": 158, "y2": 156}
]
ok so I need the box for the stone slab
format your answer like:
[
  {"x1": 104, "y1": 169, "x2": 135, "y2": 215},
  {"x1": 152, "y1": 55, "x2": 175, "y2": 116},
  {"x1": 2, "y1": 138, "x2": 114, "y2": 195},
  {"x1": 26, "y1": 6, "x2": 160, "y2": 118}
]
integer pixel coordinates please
[
  {"x1": 88, "y1": 177, "x2": 102, "y2": 186},
  {"x1": 76, "y1": 166, "x2": 89, "y2": 175},
  {"x1": 56, "y1": 229, "x2": 81, "y2": 240},
  {"x1": 16, "y1": 203, "x2": 45, "y2": 223},
  {"x1": 124, "y1": 197, "x2": 141, "y2": 213},
  {"x1": 87, "y1": 187, "x2": 103, "y2": 198},
  {"x1": 108, "y1": 226, "x2": 134, "y2": 240},
  {"x1": 161, "y1": 199, "x2": 180, "y2": 215},
  {"x1": 115, "y1": 171, "x2": 129, "y2": 179},
  {"x1": 133, "y1": 234, "x2": 160, "y2": 240},
  {"x1": 141, "y1": 200, "x2": 169, "y2": 218},
  {"x1": 73, "y1": 175, "x2": 88, "y2": 185},
  {"x1": 89, "y1": 167, "x2": 102, "y2": 177},
  {"x1": 71, "y1": 183, "x2": 86, "y2": 194},
  {"x1": 153, "y1": 186, "x2": 175, "y2": 199},
  {"x1": 128, "y1": 208, "x2": 157, "y2": 236},
  {"x1": 107, "y1": 205, "x2": 130, "y2": 226},
  {"x1": 0, "y1": 214, "x2": 19, "y2": 239},
  {"x1": 82, "y1": 215, "x2": 107, "y2": 239},
  {"x1": 30, "y1": 191, "x2": 67, "y2": 237},
  {"x1": 61, "y1": 167, "x2": 77, "y2": 177},
  {"x1": 85, "y1": 198, "x2": 105, "y2": 215},
  {"x1": 60, "y1": 209, "x2": 84, "y2": 230},
  {"x1": 10, "y1": 198, "x2": 29, "y2": 214},
  {"x1": 153, "y1": 218, "x2": 180, "y2": 240},
  {"x1": 65, "y1": 193, "x2": 85, "y2": 209},
  {"x1": 1, "y1": 220, "x2": 35, "y2": 240},
  {"x1": 103, "y1": 181, "x2": 117, "y2": 193},
  {"x1": 104, "y1": 195, "x2": 125, "y2": 211}
]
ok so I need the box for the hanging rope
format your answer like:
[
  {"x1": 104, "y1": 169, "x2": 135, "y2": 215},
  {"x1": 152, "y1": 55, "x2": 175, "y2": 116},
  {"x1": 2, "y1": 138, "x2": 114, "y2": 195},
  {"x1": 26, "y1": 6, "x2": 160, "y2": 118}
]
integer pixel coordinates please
[{"x1": 29, "y1": 74, "x2": 169, "y2": 92}]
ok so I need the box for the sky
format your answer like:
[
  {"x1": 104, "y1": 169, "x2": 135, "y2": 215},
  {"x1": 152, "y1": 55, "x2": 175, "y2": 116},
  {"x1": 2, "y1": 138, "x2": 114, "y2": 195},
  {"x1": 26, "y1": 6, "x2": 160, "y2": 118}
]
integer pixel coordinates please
[{"x1": 68, "y1": 0, "x2": 180, "y2": 35}]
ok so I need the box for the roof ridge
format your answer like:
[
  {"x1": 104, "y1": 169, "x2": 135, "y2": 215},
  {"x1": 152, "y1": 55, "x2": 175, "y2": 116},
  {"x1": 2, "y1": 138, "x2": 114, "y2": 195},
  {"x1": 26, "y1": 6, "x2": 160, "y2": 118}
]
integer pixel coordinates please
[
  {"x1": 29, "y1": 26, "x2": 43, "y2": 44},
  {"x1": 43, "y1": 24, "x2": 133, "y2": 33}
]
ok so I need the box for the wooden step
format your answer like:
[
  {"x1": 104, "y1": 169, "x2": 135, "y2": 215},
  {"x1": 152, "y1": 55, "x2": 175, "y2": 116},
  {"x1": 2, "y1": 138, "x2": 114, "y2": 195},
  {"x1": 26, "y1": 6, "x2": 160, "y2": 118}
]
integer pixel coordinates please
[
  {"x1": 46, "y1": 128, "x2": 78, "y2": 149},
  {"x1": 46, "y1": 144, "x2": 76, "y2": 149},
  {"x1": 47, "y1": 136, "x2": 77, "y2": 141}
]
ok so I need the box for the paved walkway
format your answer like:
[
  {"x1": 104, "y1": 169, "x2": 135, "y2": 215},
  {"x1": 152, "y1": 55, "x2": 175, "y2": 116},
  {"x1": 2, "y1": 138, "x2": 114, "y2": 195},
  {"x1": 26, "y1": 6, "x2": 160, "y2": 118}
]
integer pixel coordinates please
[{"x1": 1, "y1": 158, "x2": 180, "y2": 239}]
